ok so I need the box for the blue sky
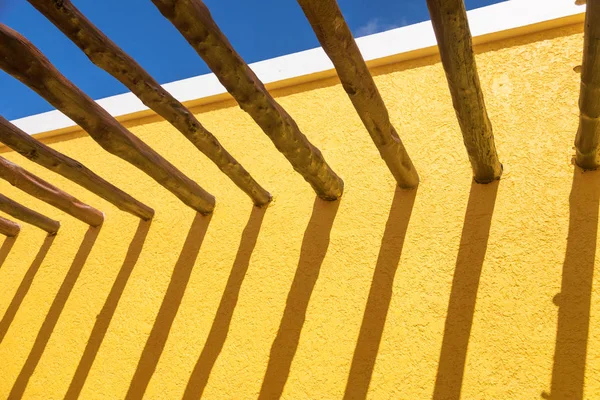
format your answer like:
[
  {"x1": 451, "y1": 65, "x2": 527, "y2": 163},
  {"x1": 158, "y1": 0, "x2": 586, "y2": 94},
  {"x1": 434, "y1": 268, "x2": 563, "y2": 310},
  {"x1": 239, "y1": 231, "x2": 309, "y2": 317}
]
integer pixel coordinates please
[{"x1": 0, "y1": 0, "x2": 505, "y2": 120}]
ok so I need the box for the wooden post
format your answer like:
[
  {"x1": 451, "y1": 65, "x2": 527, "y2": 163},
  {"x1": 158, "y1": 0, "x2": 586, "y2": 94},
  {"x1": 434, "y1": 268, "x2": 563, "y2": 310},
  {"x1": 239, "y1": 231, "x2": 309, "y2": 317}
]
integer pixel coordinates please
[
  {"x1": 0, "y1": 193, "x2": 60, "y2": 234},
  {"x1": 297, "y1": 0, "x2": 419, "y2": 189},
  {"x1": 0, "y1": 216, "x2": 20, "y2": 237},
  {"x1": 151, "y1": 0, "x2": 344, "y2": 200},
  {"x1": 0, "y1": 156, "x2": 104, "y2": 226},
  {"x1": 28, "y1": 0, "x2": 271, "y2": 206},
  {"x1": 426, "y1": 0, "x2": 502, "y2": 183},
  {"x1": 576, "y1": 0, "x2": 600, "y2": 169},
  {"x1": 0, "y1": 24, "x2": 215, "y2": 214},
  {"x1": 0, "y1": 116, "x2": 154, "y2": 220}
]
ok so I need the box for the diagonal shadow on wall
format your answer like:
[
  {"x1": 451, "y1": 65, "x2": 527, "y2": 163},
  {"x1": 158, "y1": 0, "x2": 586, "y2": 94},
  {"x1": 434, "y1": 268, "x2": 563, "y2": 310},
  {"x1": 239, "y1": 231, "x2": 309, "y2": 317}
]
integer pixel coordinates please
[
  {"x1": 543, "y1": 167, "x2": 599, "y2": 400},
  {"x1": 64, "y1": 219, "x2": 152, "y2": 400},
  {"x1": 433, "y1": 181, "x2": 499, "y2": 400},
  {"x1": 183, "y1": 206, "x2": 266, "y2": 399},
  {"x1": 0, "y1": 235, "x2": 55, "y2": 344},
  {"x1": 125, "y1": 212, "x2": 212, "y2": 400},
  {"x1": 8, "y1": 226, "x2": 101, "y2": 400},
  {"x1": 343, "y1": 187, "x2": 417, "y2": 400},
  {"x1": 0, "y1": 235, "x2": 16, "y2": 269},
  {"x1": 258, "y1": 197, "x2": 340, "y2": 400}
]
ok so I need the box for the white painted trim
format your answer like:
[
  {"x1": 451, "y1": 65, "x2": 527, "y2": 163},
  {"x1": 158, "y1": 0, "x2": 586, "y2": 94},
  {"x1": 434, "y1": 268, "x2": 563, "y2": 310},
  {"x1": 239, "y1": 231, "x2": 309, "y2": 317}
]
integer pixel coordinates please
[{"x1": 9, "y1": 0, "x2": 585, "y2": 136}]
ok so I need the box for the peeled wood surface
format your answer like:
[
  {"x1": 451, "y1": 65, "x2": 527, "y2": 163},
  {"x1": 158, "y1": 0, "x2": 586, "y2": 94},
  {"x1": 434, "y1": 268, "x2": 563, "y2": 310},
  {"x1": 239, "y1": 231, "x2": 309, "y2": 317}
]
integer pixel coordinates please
[
  {"x1": 426, "y1": 0, "x2": 502, "y2": 183},
  {"x1": 0, "y1": 193, "x2": 60, "y2": 234},
  {"x1": 297, "y1": 0, "x2": 419, "y2": 189},
  {"x1": 152, "y1": 0, "x2": 344, "y2": 200},
  {"x1": 0, "y1": 156, "x2": 104, "y2": 226},
  {"x1": 0, "y1": 24, "x2": 215, "y2": 214},
  {"x1": 576, "y1": 0, "x2": 600, "y2": 169},
  {"x1": 28, "y1": 0, "x2": 271, "y2": 206},
  {"x1": 0, "y1": 116, "x2": 154, "y2": 220},
  {"x1": 0, "y1": 216, "x2": 20, "y2": 237}
]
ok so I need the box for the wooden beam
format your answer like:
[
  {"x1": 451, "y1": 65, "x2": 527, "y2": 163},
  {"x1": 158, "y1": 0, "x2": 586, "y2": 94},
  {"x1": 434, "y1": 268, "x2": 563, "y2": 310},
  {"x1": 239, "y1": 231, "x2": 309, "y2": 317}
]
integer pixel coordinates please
[
  {"x1": 426, "y1": 0, "x2": 502, "y2": 183},
  {"x1": 0, "y1": 116, "x2": 154, "y2": 220},
  {"x1": 28, "y1": 0, "x2": 271, "y2": 207},
  {"x1": 151, "y1": 0, "x2": 344, "y2": 200},
  {"x1": 0, "y1": 193, "x2": 60, "y2": 234},
  {"x1": 0, "y1": 156, "x2": 104, "y2": 226},
  {"x1": 0, "y1": 216, "x2": 20, "y2": 237},
  {"x1": 576, "y1": 0, "x2": 600, "y2": 169},
  {"x1": 0, "y1": 24, "x2": 215, "y2": 214},
  {"x1": 297, "y1": 0, "x2": 419, "y2": 189}
]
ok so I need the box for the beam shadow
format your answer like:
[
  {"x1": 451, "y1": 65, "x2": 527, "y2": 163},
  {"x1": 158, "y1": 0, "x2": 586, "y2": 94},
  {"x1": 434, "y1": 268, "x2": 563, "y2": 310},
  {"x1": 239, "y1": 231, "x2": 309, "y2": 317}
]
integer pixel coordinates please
[
  {"x1": 0, "y1": 235, "x2": 16, "y2": 269},
  {"x1": 258, "y1": 197, "x2": 340, "y2": 400},
  {"x1": 0, "y1": 235, "x2": 55, "y2": 344},
  {"x1": 8, "y1": 226, "x2": 101, "y2": 400},
  {"x1": 125, "y1": 212, "x2": 212, "y2": 400},
  {"x1": 433, "y1": 181, "x2": 499, "y2": 400},
  {"x1": 543, "y1": 168, "x2": 599, "y2": 400},
  {"x1": 64, "y1": 219, "x2": 152, "y2": 400},
  {"x1": 183, "y1": 207, "x2": 266, "y2": 399},
  {"x1": 343, "y1": 187, "x2": 417, "y2": 400}
]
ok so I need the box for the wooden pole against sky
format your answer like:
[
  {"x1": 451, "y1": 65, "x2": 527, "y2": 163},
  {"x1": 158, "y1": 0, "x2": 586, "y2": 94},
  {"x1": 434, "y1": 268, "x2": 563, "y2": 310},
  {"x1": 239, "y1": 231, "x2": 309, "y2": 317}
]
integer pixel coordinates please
[
  {"x1": 297, "y1": 0, "x2": 419, "y2": 189},
  {"x1": 0, "y1": 24, "x2": 216, "y2": 214},
  {"x1": 426, "y1": 0, "x2": 502, "y2": 183},
  {"x1": 27, "y1": 0, "x2": 272, "y2": 207},
  {"x1": 152, "y1": 0, "x2": 344, "y2": 201}
]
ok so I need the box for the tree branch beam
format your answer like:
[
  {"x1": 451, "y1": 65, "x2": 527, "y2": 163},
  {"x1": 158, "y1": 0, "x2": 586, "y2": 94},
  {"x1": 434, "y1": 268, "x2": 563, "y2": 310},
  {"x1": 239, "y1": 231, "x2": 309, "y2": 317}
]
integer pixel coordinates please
[
  {"x1": 152, "y1": 0, "x2": 344, "y2": 200},
  {"x1": 0, "y1": 156, "x2": 104, "y2": 226},
  {"x1": 576, "y1": 0, "x2": 600, "y2": 169},
  {"x1": 426, "y1": 0, "x2": 502, "y2": 183},
  {"x1": 28, "y1": 0, "x2": 271, "y2": 206},
  {"x1": 297, "y1": 0, "x2": 419, "y2": 189},
  {"x1": 0, "y1": 24, "x2": 215, "y2": 214},
  {"x1": 0, "y1": 193, "x2": 60, "y2": 234},
  {"x1": 0, "y1": 216, "x2": 20, "y2": 237},
  {"x1": 0, "y1": 116, "x2": 154, "y2": 220}
]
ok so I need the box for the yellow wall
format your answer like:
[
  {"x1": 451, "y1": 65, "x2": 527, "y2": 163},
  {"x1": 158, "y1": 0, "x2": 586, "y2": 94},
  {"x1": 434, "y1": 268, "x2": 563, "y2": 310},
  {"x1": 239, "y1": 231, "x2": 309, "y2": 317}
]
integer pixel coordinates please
[{"x1": 0, "y1": 22, "x2": 598, "y2": 399}]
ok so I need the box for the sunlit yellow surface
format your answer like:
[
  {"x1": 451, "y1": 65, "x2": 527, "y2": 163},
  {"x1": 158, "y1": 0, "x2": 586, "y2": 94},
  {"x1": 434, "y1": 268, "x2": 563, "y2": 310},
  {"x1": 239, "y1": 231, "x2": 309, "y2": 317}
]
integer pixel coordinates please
[{"x1": 0, "y1": 22, "x2": 598, "y2": 399}]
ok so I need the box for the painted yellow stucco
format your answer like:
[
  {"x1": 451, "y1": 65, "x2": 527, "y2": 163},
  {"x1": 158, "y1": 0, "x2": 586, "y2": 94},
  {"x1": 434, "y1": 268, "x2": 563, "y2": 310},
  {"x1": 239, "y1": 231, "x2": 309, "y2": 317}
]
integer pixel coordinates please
[{"x1": 0, "y1": 21, "x2": 598, "y2": 399}]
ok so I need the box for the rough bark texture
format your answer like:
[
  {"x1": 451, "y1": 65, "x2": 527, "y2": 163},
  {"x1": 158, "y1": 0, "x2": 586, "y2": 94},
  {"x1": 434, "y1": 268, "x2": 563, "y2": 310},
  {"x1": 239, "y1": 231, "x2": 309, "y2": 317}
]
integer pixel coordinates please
[
  {"x1": 0, "y1": 24, "x2": 215, "y2": 214},
  {"x1": 0, "y1": 193, "x2": 60, "y2": 234},
  {"x1": 0, "y1": 216, "x2": 20, "y2": 237},
  {"x1": 28, "y1": 0, "x2": 271, "y2": 206},
  {"x1": 426, "y1": 0, "x2": 502, "y2": 183},
  {"x1": 297, "y1": 0, "x2": 419, "y2": 189},
  {"x1": 576, "y1": 0, "x2": 600, "y2": 169},
  {"x1": 0, "y1": 156, "x2": 104, "y2": 226},
  {"x1": 0, "y1": 116, "x2": 154, "y2": 220},
  {"x1": 152, "y1": 0, "x2": 344, "y2": 200}
]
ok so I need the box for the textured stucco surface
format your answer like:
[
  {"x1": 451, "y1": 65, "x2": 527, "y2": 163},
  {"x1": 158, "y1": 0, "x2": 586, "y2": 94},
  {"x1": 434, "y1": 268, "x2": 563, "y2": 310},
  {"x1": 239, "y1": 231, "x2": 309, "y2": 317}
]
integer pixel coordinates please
[{"x1": 0, "y1": 23, "x2": 599, "y2": 399}]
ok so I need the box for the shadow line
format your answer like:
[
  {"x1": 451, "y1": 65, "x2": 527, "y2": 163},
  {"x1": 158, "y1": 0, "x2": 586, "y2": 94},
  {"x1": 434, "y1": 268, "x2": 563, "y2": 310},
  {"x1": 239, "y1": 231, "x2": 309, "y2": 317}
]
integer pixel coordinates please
[
  {"x1": 125, "y1": 212, "x2": 212, "y2": 400},
  {"x1": 0, "y1": 235, "x2": 55, "y2": 344},
  {"x1": 8, "y1": 226, "x2": 101, "y2": 400},
  {"x1": 65, "y1": 219, "x2": 152, "y2": 400},
  {"x1": 343, "y1": 187, "x2": 417, "y2": 400},
  {"x1": 183, "y1": 207, "x2": 266, "y2": 399},
  {"x1": 258, "y1": 197, "x2": 340, "y2": 400},
  {"x1": 433, "y1": 181, "x2": 499, "y2": 400},
  {"x1": 0, "y1": 235, "x2": 16, "y2": 269},
  {"x1": 543, "y1": 168, "x2": 599, "y2": 400}
]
